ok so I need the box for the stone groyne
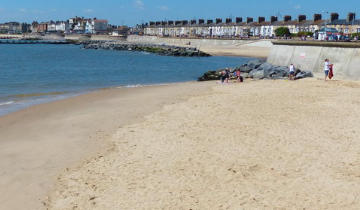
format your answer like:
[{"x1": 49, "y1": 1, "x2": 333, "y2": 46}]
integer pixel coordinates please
[
  {"x1": 267, "y1": 41, "x2": 360, "y2": 79},
  {"x1": 81, "y1": 41, "x2": 211, "y2": 57},
  {"x1": 127, "y1": 35, "x2": 272, "y2": 58}
]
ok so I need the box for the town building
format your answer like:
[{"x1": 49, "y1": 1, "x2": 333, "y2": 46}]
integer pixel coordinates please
[
  {"x1": 55, "y1": 21, "x2": 68, "y2": 32},
  {"x1": 37, "y1": 22, "x2": 48, "y2": 33},
  {"x1": 30, "y1": 22, "x2": 39, "y2": 33},
  {"x1": 143, "y1": 13, "x2": 359, "y2": 39},
  {"x1": 326, "y1": 13, "x2": 360, "y2": 34},
  {"x1": 0, "y1": 22, "x2": 22, "y2": 34},
  {"x1": 47, "y1": 21, "x2": 57, "y2": 32}
]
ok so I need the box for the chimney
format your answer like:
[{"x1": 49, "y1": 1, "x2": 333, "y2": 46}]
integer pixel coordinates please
[
  {"x1": 226, "y1": 18, "x2": 232, "y2": 24},
  {"x1": 216, "y1": 18, "x2": 222, "y2": 24},
  {"x1": 198, "y1": 19, "x2": 205, "y2": 24},
  {"x1": 313, "y1": 14, "x2": 322, "y2": 22},
  {"x1": 284, "y1": 15, "x2": 292, "y2": 22},
  {"x1": 247, "y1": 17, "x2": 253, "y2": 24},
  {"x1": 167, "y1": 21, "x2": 174, "y2": 26},
  {"x1": 161, "y1": 21, "x2": 166, "y2": 26},
  {"x1": 207, "y1": 19, "x2": 213, "y2": 24},
  {"x1": 298, "y1": 15, "x2": 306, "y2": 22},
  {"x1": 175, "y1": 21, "x2": 181, "y2": 25},
  {"x1": 182, "y1": 20, "x2": 188, "y2": 25},
  {"x1": 270, "y1": 16, "x2": 278, "y2": 23},
  {"x1": 155, "y1": 21, "x2": 161, "y2": 26},
  {"x1": 191, "y1": 19, "x2": 197, "y2": 25},
  {"x1": 149, "y1": 21, "x2": 155, "y2": 26},
  {"x1": 347, "y1": 13, "x2": 356, "y2": 22},
  {"x1": 258, "y1": 17, "x2": 265, "y2": 23},
  {"x1": 330, "y1": 13, "x2": 339, "y2": 22},
  {"x1": 236, "y1": 17, "x2": 243, "y2": 23}
]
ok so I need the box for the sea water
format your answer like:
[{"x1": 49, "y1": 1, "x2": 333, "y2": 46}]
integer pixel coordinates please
[{"x1": 0, "y1": 44, "x2": 250, "y2": 116}]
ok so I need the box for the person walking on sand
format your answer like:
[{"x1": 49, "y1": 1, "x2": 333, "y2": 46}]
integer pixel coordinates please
[
  {"x1": 289, "y1": 64, "x2": 295, "y2": 80},
  {"x1": 324, "y1": 59, "x2": 330, "y2": 81},
  {"x1": 220, "y1": 70, "x2": 226, "y2": 84},
  {"x1": 224, "y1": 68, "x2": 230, "y2": 83}
]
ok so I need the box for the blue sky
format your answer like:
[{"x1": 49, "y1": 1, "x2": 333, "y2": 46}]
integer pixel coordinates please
[{"x1": 0, "y1": 0, "x2": 359, "y2": 26}]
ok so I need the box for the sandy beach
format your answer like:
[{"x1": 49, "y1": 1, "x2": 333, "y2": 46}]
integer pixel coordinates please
[
  {"x1": 0, "y1": 82, "x2": 212, "y2": 210},
  {"x1": 41, "y1": 78, "x2": 360, "y2": 209}
]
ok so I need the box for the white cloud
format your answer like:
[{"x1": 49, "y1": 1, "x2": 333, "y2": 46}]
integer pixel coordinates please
[
  {"x1": 158, "y1": 5, "x2": 169, "y2": 11},
  {"x1": 294, "y1": 4, "x2": 301, "y2": 10},
  {"x1": 134, "y1": 0, "x2": 145, "y2": 10},
  {"x1": 19, "y1": 8, "x2": 27, "y2": 13},
  {"x1": 84, "y1": 9, "x2": 94, "y2": 13}
]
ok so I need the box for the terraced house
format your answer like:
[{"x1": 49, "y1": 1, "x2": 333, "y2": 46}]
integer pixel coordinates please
[{"x1": 143, "y1": 13, "x2": 360, "y2": 38}]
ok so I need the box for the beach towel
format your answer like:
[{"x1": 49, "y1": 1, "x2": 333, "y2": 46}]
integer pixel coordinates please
[{"x1": 329, "y1": 64, "x2": 334, "y2": 79}]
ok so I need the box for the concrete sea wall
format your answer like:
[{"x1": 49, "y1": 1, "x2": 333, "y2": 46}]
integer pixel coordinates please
[
  {"x1": 267, "y1": 41, "x2": 360, "y2": 79},
  {"x1": 127, "y1": 35, "x2": 272, "y2": 58}
]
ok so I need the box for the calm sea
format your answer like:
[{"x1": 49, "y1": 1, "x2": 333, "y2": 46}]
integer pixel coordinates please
[{"x1": 0, "y1": 44, "x2": 250, "y2": 116}]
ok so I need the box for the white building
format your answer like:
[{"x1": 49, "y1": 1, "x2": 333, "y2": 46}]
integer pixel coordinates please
[
  {"x1": 55, "y1": 21, "x2": 68, "y2": 32},
  {"x1": 47, "y1": 22, "x2": 56, "y2": 32}
]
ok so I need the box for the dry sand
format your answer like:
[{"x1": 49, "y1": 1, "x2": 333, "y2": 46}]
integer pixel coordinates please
[
  {"x1": 0, "y1": 82, "x2": 212, "y2": 210},
  {"x1": 46, "y1": 78, "x2": 360, "y2": 209}
]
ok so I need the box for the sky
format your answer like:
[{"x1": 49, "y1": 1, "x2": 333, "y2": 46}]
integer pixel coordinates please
[{"x1": 0, "y1": 0, "x2": 359, "y2": 26}]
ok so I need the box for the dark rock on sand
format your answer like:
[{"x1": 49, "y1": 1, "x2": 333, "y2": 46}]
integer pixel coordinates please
[{"x1": 198, "y1": 59, "x2": 313, "y2": 81}]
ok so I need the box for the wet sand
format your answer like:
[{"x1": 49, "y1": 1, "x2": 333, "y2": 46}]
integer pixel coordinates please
[
  {"x1": 45, "y1": 78, "x2": 360, "y2": 209},
  {"x1": 0, "y1": 82, "x2": 213, "y2": 210}
]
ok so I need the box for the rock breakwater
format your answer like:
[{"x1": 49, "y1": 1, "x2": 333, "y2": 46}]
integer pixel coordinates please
[
  {"x1": 198, "y1": 59, "x2": 313, "y2": 81},
  {"x1": 81, "y1": 41, "x2": 211, "y2": 57}
]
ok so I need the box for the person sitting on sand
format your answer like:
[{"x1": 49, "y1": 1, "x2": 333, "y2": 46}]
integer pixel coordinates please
[
  {"x1": 324, "y1": 59, "x2": 330, "y2": 81},
  {"x1": 235, "y1": 69, "x2": 242, "y2": 83},
  {"x1": 289, "y1": 64, "x2": 295, "y2": 80}
]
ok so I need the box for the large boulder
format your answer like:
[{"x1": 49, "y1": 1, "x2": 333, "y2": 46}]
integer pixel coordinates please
[
  {"x1": 241, "y1": 72, "x2": 250, "y2": 78},
  {"x1": 266, "y1": 66, "x2": 289, "y2": 79},
  {"x1": 295, "y1": 71, "x2": 313, "y2": 80},
  {"x1": 238, "y1": 65, "x2": 253, "y2": 73},
  {"x1": 249, "y1": 69, "x2": 265, "y2": 79},
  {"x1": 256, "y1": 62, "x2": 273, "y2": 71},
  {"x1": 247, "y1": 59, "x2": 264, "y2": 69},
  {"x1": 198, "y1": 70, "x2": 221, "y2": 81}
]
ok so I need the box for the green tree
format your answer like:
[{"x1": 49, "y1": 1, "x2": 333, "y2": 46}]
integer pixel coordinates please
[{"x1": 275, "y1": 27, "x2": 291, "y2": 37}]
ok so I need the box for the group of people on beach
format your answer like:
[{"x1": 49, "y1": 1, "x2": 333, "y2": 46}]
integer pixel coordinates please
[
  {"x1": 220, "y1": 58, "x2": 333, "y2": 84},
  {"x1": 289, "y1": 59, "x2": 333, "y2": 81},
  {"x1": 220, "y1": 68, "x2": 243, "y2": 84}
]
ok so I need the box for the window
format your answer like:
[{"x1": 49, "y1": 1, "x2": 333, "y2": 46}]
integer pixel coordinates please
[{"x1": 357, "y1": 28, "x2": 360, "y2": 33}]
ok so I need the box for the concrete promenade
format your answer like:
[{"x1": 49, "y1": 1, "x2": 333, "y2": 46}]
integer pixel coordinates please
[{"x1": 267, "y1": 41, "x2": 360, "y2": 79}]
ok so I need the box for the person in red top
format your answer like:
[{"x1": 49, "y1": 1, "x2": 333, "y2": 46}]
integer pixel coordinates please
[{"x1": 236, "y1": 69, "x2": 242, "y2": 83}]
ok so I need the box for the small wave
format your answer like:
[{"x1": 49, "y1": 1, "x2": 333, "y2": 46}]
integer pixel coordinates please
[
  {"x1": 117, "y1": 83, "x2": 171, "y2": 89},
  {"x1": 0, "y1": 101, "x2": 15, "y2": 106},
  {"x1": 124, "y1": 84, "x2": 144, "y2": 88}
]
